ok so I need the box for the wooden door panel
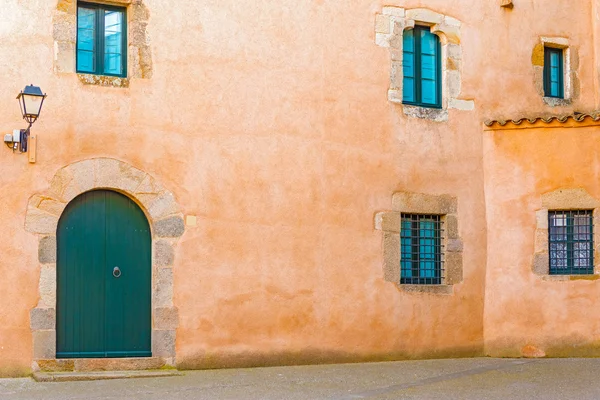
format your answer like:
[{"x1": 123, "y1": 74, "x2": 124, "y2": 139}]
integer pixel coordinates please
[{"x1": 57, "y1": 190, "x2": 151, "y2": 358}]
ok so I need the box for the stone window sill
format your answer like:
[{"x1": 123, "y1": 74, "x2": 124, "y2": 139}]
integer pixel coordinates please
[
  {"x1": 541, "y1": 274, "x2": 600, "y2": 282},
  {"x1": 543, "y1": 97, "x2": 571, "y2": 107},
  {"x1": 77, "y1": 74, "x2": 130, "y2": 88},
  {"x1": 402, "y1": 104, "x2": 449, "y2": 122},
  {"x1": 397, "y1": 284, "x2": 454, "y2": 295}
]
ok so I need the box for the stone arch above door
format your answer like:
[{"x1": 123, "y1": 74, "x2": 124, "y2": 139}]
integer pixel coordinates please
[{"x1": 25, "y1": 158, "x2": 184, "y2": 369}]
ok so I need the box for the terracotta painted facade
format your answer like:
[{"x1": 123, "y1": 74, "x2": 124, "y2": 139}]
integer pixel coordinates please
[{"x1": 1, "y1": 0, "x2": 600, "y2": 376}]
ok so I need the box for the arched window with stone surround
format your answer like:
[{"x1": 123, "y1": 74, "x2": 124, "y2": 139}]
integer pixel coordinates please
[{"x1": 375, "y1": 7, "x2": 473, "y2": 122}]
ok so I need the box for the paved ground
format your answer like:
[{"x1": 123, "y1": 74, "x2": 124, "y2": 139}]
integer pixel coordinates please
[{"x1": 2, "y1": 358, "x2": 600, "y2": 399}]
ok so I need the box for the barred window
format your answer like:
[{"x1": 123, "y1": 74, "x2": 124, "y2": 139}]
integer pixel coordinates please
[
  {"x1": 549, "y1": 210, "x2": 594, "y2": 275},
  {"x1": 400, "y1": 214, "x2": 443, "y2": 284}
]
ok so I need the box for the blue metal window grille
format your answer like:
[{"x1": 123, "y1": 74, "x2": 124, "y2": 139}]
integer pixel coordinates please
[
  {"x1": 549, "y1": 210, "x2": 594, "y2": 275},
  {"x1": 77, "y1": 2, "x2": 127, "y2": 77},
  {"x1": 543, "y1": 47, "x2": 564, "y2": 98},
  {"x1": 402, "y1": 26, "x2": 442, "y2": 108},
  {"x1": 400, "y1": 214, "x2": 444, "y2": 284}
]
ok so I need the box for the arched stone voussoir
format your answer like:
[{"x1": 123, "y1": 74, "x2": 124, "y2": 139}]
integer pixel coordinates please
[{"x1": 30, "y1": 157, "x2": 182, "y2": 228}]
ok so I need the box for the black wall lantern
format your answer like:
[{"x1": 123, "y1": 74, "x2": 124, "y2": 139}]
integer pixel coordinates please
[{"x1": 5, "y1": 84, "x2": 47, "y2": 153}]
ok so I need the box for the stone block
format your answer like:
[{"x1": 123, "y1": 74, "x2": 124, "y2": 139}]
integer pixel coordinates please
[
  {"x1": 444, "y1": 16, "x2": 461, "y2": 27},
  {"x1": 383, "y1": 232, "x2": 400, "y2": 283},
  {"x1": 447, "y1": 70, "x2": 461, "y2": 98},
  {"x1": 382, "y1": 6, "x2": 405, "y2": 17},
  {"x1": 448, "y1": 99, "x2": 474, "y2": 111},
  {"x1": 531, "y1": 44, "x2": 544, "y2": 66},
  {"x1": 71, "y1": 159, "x2": 97, "y2": 193},
  {"x1": 392, "y1": 192, "x2": 457, "y2": 214},
  {"x1": 446, "y1": 215, "x2": 459, "y2": 239},
  {"x1": 406, "y1": 8, "x2": 444, "y2": 24},
  {"x1": 533, "y1": 252, "x2": 549, "y2": 275},
  {"x1": 148, "y1": 192, "x2": 180, "y2": 220},
  {"x1": 55, "y1": 41, "x2": 75, "y2": 73},
  {"x1": 154, "y1": 216, "x2": 185, "y2": 238},
  {"x1": 154, "y1": 268, "x2": 173, "y2": 307},
  {"x1": 36, "y1": 359, "x2": 74, "y2": 372},
  {"x1": 535, "y1": 229, "x2": 548, "y2": 253},
  {"x1": 375, "y1": 212, "x2": 400, "y2": 233},
  {"x1": 25, "y1": 207, "x2": 59, "y2": 235},
  {"x1": 37, "y1": 197, "x2": 66, "y2": 217},
  {"x1": 39, "y1": 265, "x2": 57, "y2": 308},
  {"x1": 536, "y1": 209, "x2": 548, "y2": 229},
  {"x1": 95, "y1": 158, "x2": 147, "y2": 193},
  {"x1": 30, "y1": 308, "x2": 56, "y2": 330},
  {"x1": 434, "y1": 24, "x2": 460, "y2": 44},
  {"x1": 403, "y1": 104, "x2": 448, "y2": 122},
  {"x1": 445, "y1": 252, "x2": 463, "y2": 284},
  {"x1": 153, "y1": 330, "x2": 176, "y2": 357},
  {"x1": 541, "y1": 188, "x2": 600, "y2": 210},
  {"x1": 375, "y1": 14, "x2": 391, "y2": 34},
  {"x1": 74, "y1": 357, "x2": 165, "y2": 372},
  {"x1": 446, "y1": 239, "x2": 463, "y2": 252},
  {"x1": 39, "y1": 236, "x2": 57, "y2": 264},
  {"x1": 447, "y1": 44, "x2": 462, "y2": 60},
  {"x1": 154, "y1": 240, "x2": 174, "y2": 267},
  {"x1": 154, "y1": 307, "x2": 179, "y2": 330},
  {"x1": 33, "y1": 330, "x2": 56, "y2": 360},
  {"x1": 52, "y1": 12, "x2": 76, "y2": 42},
  {"x1": 401, "y1": 284, "x2": 453, "y2": 295},
  {"x1": 542, "y1": 36, "x2": 569, "y2": 48}
]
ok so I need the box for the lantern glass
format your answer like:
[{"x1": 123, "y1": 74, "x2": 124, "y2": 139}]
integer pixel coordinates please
[{"x1": 17, "y1": 85, "x2": 46, "y2": 124}]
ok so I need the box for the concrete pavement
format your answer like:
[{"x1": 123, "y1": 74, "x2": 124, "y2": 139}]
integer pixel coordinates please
[{"x1": 1, "y1": 358, "x2": 600, "y2": 399}]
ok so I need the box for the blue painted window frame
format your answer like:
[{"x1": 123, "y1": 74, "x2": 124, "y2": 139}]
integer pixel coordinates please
[
  {"x1": 402, "y1": 26, "x2": 442, "y2": 108},
  {"x1": 77, "y1": 2, "x2": 128, "y2": 78},
  {"x1": 543, "y1": 47, "x2": 564, "y2": 99},
  {"x1": 400, "y1": 214, "x2": 443, "y2": 285}
]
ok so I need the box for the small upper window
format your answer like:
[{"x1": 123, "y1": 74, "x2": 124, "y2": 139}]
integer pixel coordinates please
[
  {"x1": 543, "y1": 47, "x2": 564, "y2": 98},
  {"x1": 549, "y1": 210, "x2": 594, "y2": 275},
  {"x1": 402, "y1": 26, "x2": 442, "y2": 108},
  {"x1": 401, "y1": 214, "x2": 443, "y2": 284},
  {"x1": 77, "y1": 2, "x2": 127, "y2": 77}
]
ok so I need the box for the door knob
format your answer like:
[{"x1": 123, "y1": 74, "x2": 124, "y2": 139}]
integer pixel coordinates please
[{"x1": 113, "y1": 266, "x2": 122, "y2": 278}]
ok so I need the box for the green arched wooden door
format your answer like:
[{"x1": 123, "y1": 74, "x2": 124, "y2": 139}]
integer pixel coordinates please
[{"x1": 57, "y1": 190, "x2": 151, "y2": 358}]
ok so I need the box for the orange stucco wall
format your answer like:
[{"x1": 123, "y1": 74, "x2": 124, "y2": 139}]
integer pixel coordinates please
[{"x1": 1, "y1": 0, "x2": 599, "y2": 375}]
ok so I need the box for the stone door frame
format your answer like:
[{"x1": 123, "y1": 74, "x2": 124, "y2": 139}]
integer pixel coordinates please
[{"x1": 25, "y1": 158, "x2": 184, "y2": 368}]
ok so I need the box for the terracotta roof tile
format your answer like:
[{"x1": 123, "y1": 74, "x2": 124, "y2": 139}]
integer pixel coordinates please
[{"x1": 484, "y1": 112, "x2": 600, "y2": 127}]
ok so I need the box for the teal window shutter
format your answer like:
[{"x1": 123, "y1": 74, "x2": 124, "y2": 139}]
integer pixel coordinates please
[
  {"x1": 77, "y1": 3, "x2": 127, "y2": 78},
  {"x1": 544, "y1": 47, "x2": 564, "y2": 98},
  {"x1": 402, "y1": 27, "x2": 441, "y2": 108},
  {"x1": 419, "y1": 30, "x2": 439, "y2": 106},
  {"x1": 402, "y1": 29, "x2": 416, "y2": 103},
  {"x1": 77, "y1": 7, "x2": 97, "y2": 74}
]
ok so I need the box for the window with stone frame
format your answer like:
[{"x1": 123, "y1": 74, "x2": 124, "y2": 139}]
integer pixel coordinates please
[
  {"x1": 77, "y1": 2, "x2": 127, "y2": 77},
  {"x1": 533, "y1": 189, "x2": 600, "y2": 279},
  {"x1": 375, "y1": 192, "x2": 463, "y2": 294},
  {"x1": 375, "y1": 7, "x2": 474, "y2": 122}
]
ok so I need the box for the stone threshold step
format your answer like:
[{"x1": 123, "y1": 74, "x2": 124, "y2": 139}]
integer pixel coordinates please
[
  {"x1": 37, "y1": 357, "x2": 167, "y2": 372},
  {"x1": 33, "y1": 369, "x2": 183, "y2": 382}
]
